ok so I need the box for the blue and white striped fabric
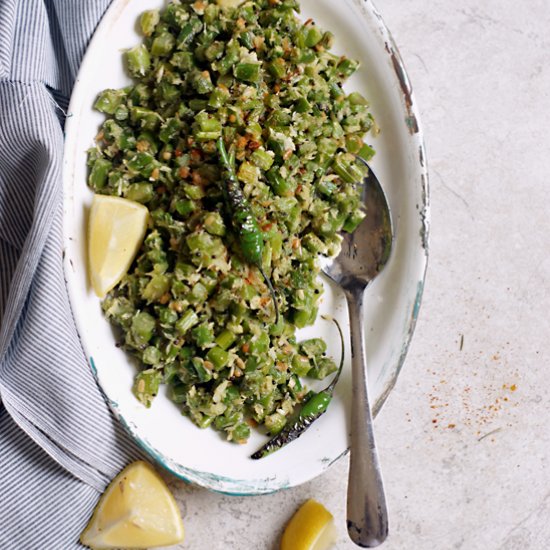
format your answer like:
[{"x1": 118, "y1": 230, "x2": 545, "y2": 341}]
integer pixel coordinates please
[{"x1": 0, "y1": 2, "x2": 143, "y2": 548}]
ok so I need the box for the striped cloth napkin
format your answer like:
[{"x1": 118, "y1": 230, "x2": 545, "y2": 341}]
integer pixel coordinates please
[{"x1": 0, "y1": 1, "x2": 142, "y2": 547}]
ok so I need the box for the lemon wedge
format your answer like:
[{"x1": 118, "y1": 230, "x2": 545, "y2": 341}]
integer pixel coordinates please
[
  {"x1": 88, "y1": 194, "x2": 148, "y2": 298},
  {"x1": 281, "y1": 499, "x2": 337, "y2": 550},
  {"x1": 80, "y1": 461, "x2": 184, "y2": 549}
]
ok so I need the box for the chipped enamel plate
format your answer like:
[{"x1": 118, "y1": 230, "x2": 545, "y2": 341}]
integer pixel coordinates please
[{"x1": 63, "y1": 0, "x2": 429, "y2": 495}]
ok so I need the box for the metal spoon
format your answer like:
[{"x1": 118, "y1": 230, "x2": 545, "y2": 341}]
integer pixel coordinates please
[{"x1": 322, "y1": 158, "x2": 393, "y2": 547}]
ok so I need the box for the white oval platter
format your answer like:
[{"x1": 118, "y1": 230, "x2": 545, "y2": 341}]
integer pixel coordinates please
[{"x1": 63, "y1": 0, "x2": 429, "y2": 495}]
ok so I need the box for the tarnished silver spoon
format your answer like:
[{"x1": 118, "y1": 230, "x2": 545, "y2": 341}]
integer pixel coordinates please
[{"x1": 322, "y1": 158, "x2": 393, "y2": 547}]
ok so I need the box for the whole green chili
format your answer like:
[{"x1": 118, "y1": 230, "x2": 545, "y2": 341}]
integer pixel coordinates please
[
  {"x1": 216, "y1": 137, "x2": 279, "y2": 323},
  {"x1": 251, "y1": 316, "x2": 344, "y2": 459}
]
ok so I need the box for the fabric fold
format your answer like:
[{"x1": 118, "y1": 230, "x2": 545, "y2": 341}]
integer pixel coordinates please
[{"x1": 0, "y1": 81, "x2": 63, "y2": 352}]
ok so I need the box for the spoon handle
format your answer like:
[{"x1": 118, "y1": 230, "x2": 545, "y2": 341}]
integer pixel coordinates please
[{"x1": 345, "y1": 286, "x2": 388, "y2": 547}]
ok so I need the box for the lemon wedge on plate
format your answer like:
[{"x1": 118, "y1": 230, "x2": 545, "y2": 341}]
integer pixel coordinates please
[
  {"x1": 281, "y1": 499, "x2": 337, "y2": 550},
  {"x1": 80, "y1": 461, "x2": 184, "y2": 549},
  {"x1": 88, "y1": 194, "x2": 148, "y2": 298}
]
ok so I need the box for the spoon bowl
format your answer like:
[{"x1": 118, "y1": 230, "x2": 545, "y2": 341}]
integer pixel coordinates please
[
  {"x1": 323, "y1": 158, "x2": 393, "y2": 289},
  {"x1": 322, "y1": 158, "x2": 393, "y2": 547}
]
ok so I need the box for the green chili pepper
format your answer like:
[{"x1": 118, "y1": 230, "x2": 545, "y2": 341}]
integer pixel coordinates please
[
  {"x1": 299, "y1": 390, "x2": 332, "y2": 417},
  {"x1": 251, "y1": 316, "x2": 344, "y2": 459},
  {"x1": 217, "y1": 137, "x2": 279, "y2": 323}
]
